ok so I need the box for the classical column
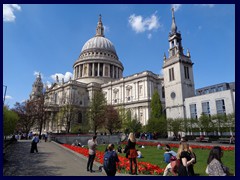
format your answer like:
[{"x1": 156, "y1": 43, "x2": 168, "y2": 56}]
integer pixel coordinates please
[
  {"x1": 103, "y1": 64, "x2": 105, "y2": 77},
  {"x1": 73, "y1": 67, "x2": 76, "y2": 79},
  {"x1": 77, "y1": 65, "x2": 81, "y2": 78},
  {"x1": 80, "y1": 64, "x2": 83, "y2": 77},
  {"x1": 92, "y1": 63, "x2": 95, "y2": 77},
  {"x1": 112, "y1": 65, "x2": 115, "y2": 78},
  {"x1": 116, "y1": 67, "x2": 119, "y2": 79},
  {"x1": 98, "y1": 63, "x2": 100, "y2": 76},
  {"x1": 108, "y1": 64, "x2": 111, "y2": 77},
  {"x1": 149, "y1": 81, "x2": 152, "y2": 98},
  {"x1": 87, "y1": 64, "x2": 90, "y2": 76}
]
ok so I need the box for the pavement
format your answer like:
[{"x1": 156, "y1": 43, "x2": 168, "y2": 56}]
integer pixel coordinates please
[{"x1": 3, "y1": 140, "x2": 108, "y2": 176}]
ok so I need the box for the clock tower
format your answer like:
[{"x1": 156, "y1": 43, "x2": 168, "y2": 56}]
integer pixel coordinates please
[{"x1": 163, "y1": 8, "x2": 195, "y2": 119}]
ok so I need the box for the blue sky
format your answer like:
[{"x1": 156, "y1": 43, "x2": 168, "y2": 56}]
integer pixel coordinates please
[{"x1": 3, "y1": 4, "x2": 235, "y2": 108}]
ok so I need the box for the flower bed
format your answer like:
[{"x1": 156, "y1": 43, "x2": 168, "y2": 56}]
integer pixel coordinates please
[
  {"x1": 62, "y1": 144, "x2": 165, "y2": 175},
  {"x1": 121, "y1": 141, "x2": 235, "y2": 151}
]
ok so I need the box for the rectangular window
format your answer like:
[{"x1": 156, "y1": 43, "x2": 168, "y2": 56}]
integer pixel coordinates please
[
  {"x1": 190, "y1": 104, "x2": 197, "y2": 119},
  {"x1": 184, "y1": 66, "x2": 190, "y2": 79},
  {"x1": 216, "y1": 86, "x2": 224, "y2": 92},
  {"x1": 169, "y1": 68, "x2": 175, "y2": 81},
  {"x1": 210, "y1": 87, "x2": 216, "y2": 93},
  {"x1": 54, "y1": 93, "x2": 58, "y2": 104},
  {"x1": 162, "y1": 86, "x2": 165, "y2": 98},
  {"x1": 202, "y1": 102, "x2": 210, "y2": 115},
  {"x1": 139, "y1": 85, "x2": 143, "y2": 96},
  {"x1": 126, "y1": 89, "x2": 130, "y2": 96},
  {"x1": 216, "y1": 99, "x2": 226, "y2": 114},
  {"x1": 204, "y1": 89, "x2": 209, "y2": 94}
]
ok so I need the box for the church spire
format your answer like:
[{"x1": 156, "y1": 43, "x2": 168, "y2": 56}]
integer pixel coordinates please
[
  {"x1": 171, "y1": 8, "x2": 177, "y2": 34},
  {"x1": 96, "y1": 14, "x2": 104, "y2": 37}
]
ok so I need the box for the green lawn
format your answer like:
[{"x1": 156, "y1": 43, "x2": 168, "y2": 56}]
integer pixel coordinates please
[{"x1": 97, "y1": 145, "x2": 235, "y2": 176}]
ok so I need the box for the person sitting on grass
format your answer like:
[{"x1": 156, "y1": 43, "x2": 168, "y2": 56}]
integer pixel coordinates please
[
  {"x1": 137, "y1": 149, "x2": 143, "y2": 158},
  {"x1": 163, "y1": 144, "x2": 177, "y2": 164}
]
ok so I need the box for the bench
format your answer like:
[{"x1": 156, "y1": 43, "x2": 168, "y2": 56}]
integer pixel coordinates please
[
  {"x1": 218, "y1": 138, "x2": 232, "y2": 144},
  {"x1": 195, "y1": 137, "x2": 200, "y2": 142},
  {"x1": 195, "y1": 137, "x2": 211, "y2": 143},
  {"x1": 167, "y1": 136, "x2": 177, "y2": 141},
  {"x1": 201, "y1": 137, "x2": 210, "y2": 142}
]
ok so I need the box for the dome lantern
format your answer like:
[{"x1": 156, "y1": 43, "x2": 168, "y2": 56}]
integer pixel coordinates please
[{"x1": 96, "y1": 14, "x2": 104, "y2": 37}]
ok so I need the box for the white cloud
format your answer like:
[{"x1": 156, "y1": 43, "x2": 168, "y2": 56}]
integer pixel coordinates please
[
  {"x1": 147, "y1": 33, "x2": 152, "y2": 39},
  {"x1": 199, "y1": 4, "x2": 215, "y2": 8},
  {"x1": 21, "y1": 99, "x2": 27, "y2": 103},
  {"x1": 50, "y1": 72, "x2": 73, "y2": 82},
  {"x1": 3, "y1": 4, "x2": 21, "y2": 22},
  {"x1": 5, "y1": 95, "x2": 13, "y2": 100},
  {"x1": 160, "y1": 69, "x2": 164, "y2": 76},
  {"x1": 33, "y1": 71, "x2": 44, "y2": 79},
  {"x1": 128, "y1": 13, "x2": 160, "y2": 33},
  {"x1": 103, "y1": 25, "x2": 110, "y2": 34},
  {"x1": 171, "y1": 4, "x2": 182, "y2": 12},
  {"x1": 45, "y1": 81, "x2": 52, "y2": 88}
]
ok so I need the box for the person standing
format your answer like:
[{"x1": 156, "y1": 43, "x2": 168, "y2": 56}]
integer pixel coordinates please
[
  {"x1": 103, "y1": 144, "x2": 119, "y2": 176},
  {"x1": 44, "y1": 133, "x2": 48, "y2": 142},
  {"x1": 87, "y1": 135, "x2": 97, "y2": 173},
  {"x1": 206, "y1": 146, "x2": 231, "y2": 176},
  {"x1": 30, "y1": 134, "x2": 39, "y2": 153},
  {"x1": 177, "y1": 141, "x2": 195, "y2": 176},
  {"x1": 126, "y1": 132, "x2": 138, "y2": 175}
]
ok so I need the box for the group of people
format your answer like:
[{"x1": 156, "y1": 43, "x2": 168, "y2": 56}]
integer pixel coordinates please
[
  {"x1": 162, "y1": 137, "x2": 232, "y2": 176},
  {"x1": 86, "y1": 133, "x2": 232, "y2": 176},
  {"x1": 86, "y1": 132, "x2": 138, "y2": 176}
]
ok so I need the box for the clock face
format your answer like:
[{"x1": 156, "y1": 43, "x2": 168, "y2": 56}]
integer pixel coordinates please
[{"x1": 171, "y1": 92, "x2": 176, "y2": 99}]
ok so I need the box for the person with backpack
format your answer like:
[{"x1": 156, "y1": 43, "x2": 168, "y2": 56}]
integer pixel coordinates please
[
  {"x1": 177, "y1": 141, "x2": 195, "y2": 176},
  {"x1": 30, "y1": 133, "x2": 39, "y2": 153},
  {"x1": 103, "y1": 144, "x2": 119, "y2": 176}
]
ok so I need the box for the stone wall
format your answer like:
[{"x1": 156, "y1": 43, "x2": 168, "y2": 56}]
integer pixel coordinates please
[{"x1": 50, "y1": 134, "x2": 121, "y2": 146}]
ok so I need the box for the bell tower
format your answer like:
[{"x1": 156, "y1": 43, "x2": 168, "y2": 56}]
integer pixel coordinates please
[
  {"x1": 163, "y1": 8, "x2": 195, "y2": 119},
  {"x1": 30, "y1": 73, "x2": 43, "y2": 100}
]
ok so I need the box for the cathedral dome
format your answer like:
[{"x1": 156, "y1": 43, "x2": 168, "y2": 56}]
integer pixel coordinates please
[
  {"x1": 73, "y1": 15, "x2": 124, "y2": 85},
  {"x1": 81, "y1": 36, "x2": 116, "y2": 54}
]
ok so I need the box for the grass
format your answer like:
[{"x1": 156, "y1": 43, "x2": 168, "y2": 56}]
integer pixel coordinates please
[{"x1": 97, "y1": 144, "x2": 235, "y2": 176}]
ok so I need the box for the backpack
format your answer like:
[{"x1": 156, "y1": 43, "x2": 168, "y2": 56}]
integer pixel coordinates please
[
  {"x1": 190, "y1": 152, "x2": 197, "y2": 164},
  {"x1": 103, "y1": 151, "x2": 116, "y2": 172}
]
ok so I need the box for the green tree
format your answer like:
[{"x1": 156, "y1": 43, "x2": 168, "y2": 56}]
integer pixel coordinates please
[
  {"x1": 126, "y1": 116, "x2": 142, "y2": 133},
  {"x1": 56, "y1": 104, "x2": 79, "y2": 133},
  {"x1": 227, "y1": 113, "x2": 235, "y2": 134},
  {"x1": 198, "y1": 113, "x2": 214, "y2": 136},
  {"x1": 167, "y1": 118, "x2": 183, "y2": 137},
  {"x1": 118, "y1": 107, "x2": 131, "y2": 134},
  {"x1": 104, "y1": 105, "x2": 121, "y2": 135},
  {"x1": 3, "y1": 106, "x2": 19, "y2": 137},
  {"x1": 147, "y1": 90, "x2": 167, "y2": 136},
  {"x1": 150, "y1": 90, "x2": 163, "y2": 119},
  {"x1": 183, "y1": 118, "x2": 199, "y2": 136},
  {"x1": 87, "y1": 90, "x2": 107, "y2": 134}
]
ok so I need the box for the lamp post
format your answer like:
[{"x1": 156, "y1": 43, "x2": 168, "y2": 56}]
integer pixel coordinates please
[{"x1": 3, "y1": 85, "x2": 7, "y2": 105}]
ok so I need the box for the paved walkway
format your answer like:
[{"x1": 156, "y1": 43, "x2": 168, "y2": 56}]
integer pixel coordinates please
[{"x1": 3, "y1": 140, "x2": 107, "y2": 176}]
